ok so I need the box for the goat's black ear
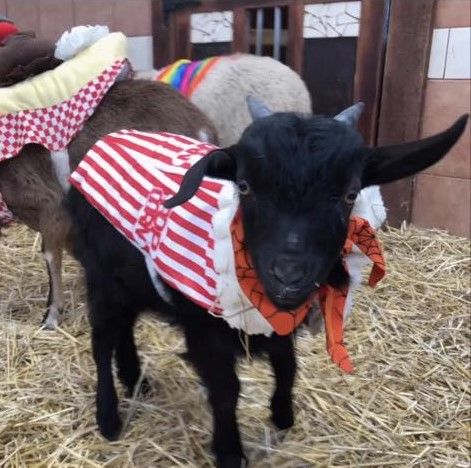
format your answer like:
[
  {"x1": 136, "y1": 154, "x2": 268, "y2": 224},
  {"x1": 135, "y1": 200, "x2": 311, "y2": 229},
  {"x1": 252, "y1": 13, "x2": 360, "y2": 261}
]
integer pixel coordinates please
[
  {"x1": 164, "y1": 149, "x2": 236, "y2": 208},
  {"x1": 362, "y1": 114, "x2": 468, "y2": 187}
]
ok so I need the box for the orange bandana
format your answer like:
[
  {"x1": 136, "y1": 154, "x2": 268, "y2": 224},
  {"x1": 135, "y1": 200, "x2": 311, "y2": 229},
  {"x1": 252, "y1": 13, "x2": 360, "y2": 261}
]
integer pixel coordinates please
[{"x1": 231, "y1": 215, "x2": 386, "y2": 373}]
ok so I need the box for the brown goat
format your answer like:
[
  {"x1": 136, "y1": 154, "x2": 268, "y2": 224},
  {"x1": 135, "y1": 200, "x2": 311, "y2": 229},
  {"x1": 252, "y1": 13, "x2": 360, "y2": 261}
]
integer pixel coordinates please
[{"x1": 0, "y1": 79, "x2": 217, "y2": 328}]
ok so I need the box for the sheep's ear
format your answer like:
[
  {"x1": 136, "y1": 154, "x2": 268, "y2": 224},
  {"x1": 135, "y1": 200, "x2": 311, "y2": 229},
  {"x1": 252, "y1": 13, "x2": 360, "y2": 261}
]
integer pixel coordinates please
[
  {"x1": 247, "y1": 95, "x2": 273, "y2": 120},
  {"x1": 164, "y1": 149, "x2": 236, "y2": 208},
  {"x1": 333, "y1": 102, "x2": 365, "y2": 128},
  {"x1": 362, "y1": 114, "x2": 468, "y2": 187}
]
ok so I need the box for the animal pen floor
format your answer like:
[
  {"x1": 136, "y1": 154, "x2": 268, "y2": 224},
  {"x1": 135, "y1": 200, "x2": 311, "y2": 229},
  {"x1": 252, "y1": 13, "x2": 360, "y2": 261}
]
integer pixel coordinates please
[{"x1": 0, "y1": 224, "x2": 469, "y2": 468}]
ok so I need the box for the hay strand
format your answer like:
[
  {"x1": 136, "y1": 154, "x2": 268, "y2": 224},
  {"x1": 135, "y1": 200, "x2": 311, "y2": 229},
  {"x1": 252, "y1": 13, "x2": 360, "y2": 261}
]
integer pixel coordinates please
[{"x1": 1, "y1": 223, "x2": 469, "y2": 467}]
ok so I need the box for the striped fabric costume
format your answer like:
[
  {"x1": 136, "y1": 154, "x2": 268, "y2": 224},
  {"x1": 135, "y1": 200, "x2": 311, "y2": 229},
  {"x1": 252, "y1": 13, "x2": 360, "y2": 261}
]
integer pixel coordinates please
[
  {"x1": 69, "y1": 129, "x2": 274, "y2": 334},
  {"x1": 70, "y1": 130, "x2": 386, "y2": 373}
]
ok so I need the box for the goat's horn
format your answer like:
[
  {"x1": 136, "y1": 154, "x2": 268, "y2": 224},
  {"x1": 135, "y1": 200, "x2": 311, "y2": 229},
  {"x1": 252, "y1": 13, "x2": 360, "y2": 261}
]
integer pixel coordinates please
[
  {"x1": 333, "y1": 102, "x2": 365, "y2": 127},
  {"x1": 246, "y1": 95, "x2": 273, "y2": 120}
]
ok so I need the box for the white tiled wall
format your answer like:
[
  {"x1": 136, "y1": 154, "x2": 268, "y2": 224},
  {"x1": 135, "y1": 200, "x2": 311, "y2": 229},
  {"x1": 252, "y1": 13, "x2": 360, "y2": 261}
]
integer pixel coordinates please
[
  {"x1": 127, "y1": 36, "x2": 154, "y2": 71},
  {"x1": 428, "y1": 27, "x2": 471, "y2": 79},
  {"x1": 446, "y1": 27, "x2": 471, "y2": 78},
  {"x1": 428, "y1": 29, "x2": 449, "y2": 78},
  {"x1": 303, "y1": 1, "x2": 361, "y2": 38},
  {"x1": 190, "y1": 11, "x2": 234, "y2": 43}
]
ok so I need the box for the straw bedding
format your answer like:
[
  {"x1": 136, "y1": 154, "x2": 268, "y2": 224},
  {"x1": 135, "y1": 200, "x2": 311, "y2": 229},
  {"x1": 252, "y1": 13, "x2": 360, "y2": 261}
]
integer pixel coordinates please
[{"x1": 0, "y1": 223, "x2": 469, "y2": 467}]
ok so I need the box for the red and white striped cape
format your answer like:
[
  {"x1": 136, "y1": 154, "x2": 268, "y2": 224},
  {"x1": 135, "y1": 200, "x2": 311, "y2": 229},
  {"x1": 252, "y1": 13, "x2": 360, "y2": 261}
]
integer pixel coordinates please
[{"x1": 70, "y1": 130, "x2": 275, "y2": 335}]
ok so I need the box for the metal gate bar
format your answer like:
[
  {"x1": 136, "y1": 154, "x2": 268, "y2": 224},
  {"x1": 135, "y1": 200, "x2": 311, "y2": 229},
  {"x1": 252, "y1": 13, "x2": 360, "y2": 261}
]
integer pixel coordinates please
[
  {"x1": 273, "y1": 6, "x2": 282, "y2": 60},
  {"x1": 255, "y1": 8, "x2": 264, "y2": 55}
]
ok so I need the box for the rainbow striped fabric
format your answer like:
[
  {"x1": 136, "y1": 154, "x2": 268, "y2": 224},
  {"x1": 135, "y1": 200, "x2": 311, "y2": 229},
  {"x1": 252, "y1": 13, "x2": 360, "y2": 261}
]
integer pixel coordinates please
[{"x1": 156, "y1": 57, "x2": 221, "y2": 97}]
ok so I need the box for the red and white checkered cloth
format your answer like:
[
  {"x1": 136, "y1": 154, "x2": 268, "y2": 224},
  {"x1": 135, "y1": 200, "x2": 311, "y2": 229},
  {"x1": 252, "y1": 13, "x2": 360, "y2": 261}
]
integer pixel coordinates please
[
  {"x1": 70, "y1": 130, "x2": 233, "y2": 311},
  {"x1": 0, "y1": 59, "x2": 129, "y2": 225}
]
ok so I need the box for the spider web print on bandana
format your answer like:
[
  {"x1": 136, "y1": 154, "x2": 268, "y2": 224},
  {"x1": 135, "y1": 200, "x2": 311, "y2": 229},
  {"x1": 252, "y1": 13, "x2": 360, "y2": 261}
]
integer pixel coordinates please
[
  {"x1": 231, "y1": 212, "x2": 313, "y2": 336},
  {"x1": 344, "y1": 217, "x2": 386, "y2": 287},
  {"x1": 232, "y1": 213, "x2": 386, "y2": 373},
  {"x1": 320, "y1": 217, "x2": 386, "y2": 373}
]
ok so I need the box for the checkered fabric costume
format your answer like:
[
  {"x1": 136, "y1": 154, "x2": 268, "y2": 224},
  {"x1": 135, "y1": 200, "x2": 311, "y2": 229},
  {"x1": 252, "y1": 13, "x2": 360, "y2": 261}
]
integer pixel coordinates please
[{"x1": 0, "y1": 59, "x2": 128, "y2": 225}]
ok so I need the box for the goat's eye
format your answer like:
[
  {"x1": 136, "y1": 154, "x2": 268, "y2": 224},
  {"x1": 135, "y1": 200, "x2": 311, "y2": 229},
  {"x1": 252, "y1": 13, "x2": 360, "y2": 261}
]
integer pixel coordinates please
[
  {"x1": 237, "y1": 180, "x2": 251, "y2": 195},
  {"x1": 344, "y1": 191, "x2": 358, "y2": 205}
]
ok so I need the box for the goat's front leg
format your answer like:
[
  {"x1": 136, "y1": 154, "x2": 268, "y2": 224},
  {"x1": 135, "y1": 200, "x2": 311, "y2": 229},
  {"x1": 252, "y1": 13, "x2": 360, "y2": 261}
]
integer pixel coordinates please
[
  {"x1": 267, "y1": 334, "x2": 297, "y2": 430},
  {"x1": 185, "y1": 329, "x2": 245, "y2": 468},
  {"x1": 92, "y1": 322, "x2": 122, "y2": 440},
  {"x1": 115, "y1": 321, "x2": 151, "y2": 397},
  {"x1": 41, "y1": 240, "x2": 64, "y2": 329}
]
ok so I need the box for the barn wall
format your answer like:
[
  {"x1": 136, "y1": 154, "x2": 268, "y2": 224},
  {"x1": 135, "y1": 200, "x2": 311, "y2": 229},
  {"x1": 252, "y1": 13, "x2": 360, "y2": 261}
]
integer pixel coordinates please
[
  {"x1": 412, "y1": 0, "x2": 471, "y2": 237},
  {"x1": 0, "y1": 0, "x2": 154, "y2": 71},
  {"x1": 2, "y1": 0, "x2": 469, "y2": 236}
]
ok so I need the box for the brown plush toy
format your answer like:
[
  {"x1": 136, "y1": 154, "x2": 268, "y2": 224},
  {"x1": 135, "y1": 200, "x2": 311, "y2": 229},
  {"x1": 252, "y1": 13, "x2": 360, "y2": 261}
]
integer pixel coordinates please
[{"x1": 0, "y1": 15, "x2": 63, "y2": 87}]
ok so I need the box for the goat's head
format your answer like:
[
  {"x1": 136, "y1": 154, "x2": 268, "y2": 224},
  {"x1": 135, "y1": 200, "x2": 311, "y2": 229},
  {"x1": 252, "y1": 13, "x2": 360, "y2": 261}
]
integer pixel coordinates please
[{"x1": 166, "y1": 98, "x2": 468, "y2": 310}]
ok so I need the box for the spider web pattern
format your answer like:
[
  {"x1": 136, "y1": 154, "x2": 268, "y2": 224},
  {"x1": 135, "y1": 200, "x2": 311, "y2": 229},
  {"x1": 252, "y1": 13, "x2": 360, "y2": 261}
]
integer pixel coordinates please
[
  {"x1": 229, "y1": 214, "x2": 386, "y2": 374},
  {"x1": 345, "y1": 217, "x2": 386, "y2": 286},
  {"x1": 319, "y1": 216, "x2": 386, "y2": 373},
  {"x1": 230, "y1": 214, "x2": 310, "y2": 336},
  {"x1": 318, "y1": 284, "x2": 353, "y2": 373}
]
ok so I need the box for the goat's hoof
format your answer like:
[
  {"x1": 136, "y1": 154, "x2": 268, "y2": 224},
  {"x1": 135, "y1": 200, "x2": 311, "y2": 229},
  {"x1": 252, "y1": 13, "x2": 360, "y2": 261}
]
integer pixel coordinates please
[
  {"x1": 41, "y1": 314, "x2": 59, "y2": 330},
  {"x1": 98, "y1": 413, "x2": 122, "y2": 441},
  {"x1": 41, "y1": 307, "x2": 63, "y2": 330},
  {"x1": 271, "y1": 403, "x2": 294, "y2": 430},
  {"x1": 124, "y1": 377, "x2": 152, "y2": 398},
  {"x1": 270, "y1": 392, "x2": 294, "y2": 430},
  {"x1": 216, "y1": 454, "x2": 248, "y2": 468},
  {"x1": 139, "y1": 377, "x2": 152, "y2": 395}
]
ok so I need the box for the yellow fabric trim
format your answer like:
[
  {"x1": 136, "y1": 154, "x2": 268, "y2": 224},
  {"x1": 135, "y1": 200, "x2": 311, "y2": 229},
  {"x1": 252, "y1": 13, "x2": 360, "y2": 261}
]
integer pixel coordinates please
[{"x1": 0, "y1": 32, "x2": 127, "y2": 115}]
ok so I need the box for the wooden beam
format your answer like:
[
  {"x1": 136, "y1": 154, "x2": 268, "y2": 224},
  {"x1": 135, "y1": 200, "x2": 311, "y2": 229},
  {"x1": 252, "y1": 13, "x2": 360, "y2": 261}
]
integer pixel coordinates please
[
  {"x1": 353, "y1": 0, "x2": 389, "y2": 145},
  {"x1": 151, "y1": 0, "x2": 173, "y2": 69},
  {"x1": 232, "y1": 7, "x2": 250, "y2": 52},
  {"x1": 287, "y1": 1, "x2": 304, "y2": 74},
  {"x1": 376, "y1": 0, "x2": 435, "y2": 227},
  {"x1": 174, "y1": 10, "x2": 191, "y2": 59},
  {"x1": 151, "y1": 0, "x2": 193, "y2": 66}
]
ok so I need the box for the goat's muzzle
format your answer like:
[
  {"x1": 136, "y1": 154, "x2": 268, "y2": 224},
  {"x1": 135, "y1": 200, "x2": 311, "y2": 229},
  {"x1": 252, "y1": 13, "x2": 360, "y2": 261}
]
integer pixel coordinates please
[
  {"x1": 271, "y1": 254, "x2": 306, "y2": 285},
  {"x1": 266, "y1": 254, "x2": 318, "y2": 309}
]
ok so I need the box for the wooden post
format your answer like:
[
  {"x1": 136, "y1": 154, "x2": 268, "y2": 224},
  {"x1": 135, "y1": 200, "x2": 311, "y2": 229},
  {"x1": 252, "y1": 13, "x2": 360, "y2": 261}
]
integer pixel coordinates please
[
  {"x1": 174, "y1": 10, "x2": 191, "y2": 59},
  {"x1": 287, "y1": 1, "x2": 304, "y2": 74},
  {"x1": 353, "y1": 0, "x2": 390, "y2": 145},
  {"x1": 232, "y1": 7, "x2": 250, "y2": 53},
  {"x1": 376, "y1": 0, "x2": 435, "y2": 227},
  {"x1": 152, "y1": 0, "x2": 173, "y2": 69}
]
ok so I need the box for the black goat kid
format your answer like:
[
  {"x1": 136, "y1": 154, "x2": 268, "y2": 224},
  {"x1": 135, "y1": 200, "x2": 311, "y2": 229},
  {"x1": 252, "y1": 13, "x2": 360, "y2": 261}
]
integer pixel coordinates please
[{"x1": 66, "y1": 99, "x2": 467, "y2": 468}]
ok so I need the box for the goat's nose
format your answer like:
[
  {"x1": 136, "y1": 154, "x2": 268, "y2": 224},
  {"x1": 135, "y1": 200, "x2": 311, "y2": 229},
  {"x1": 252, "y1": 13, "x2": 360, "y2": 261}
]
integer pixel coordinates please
[{"x1": 271, "y1": 256, "x2": 304, "y2": 285}]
